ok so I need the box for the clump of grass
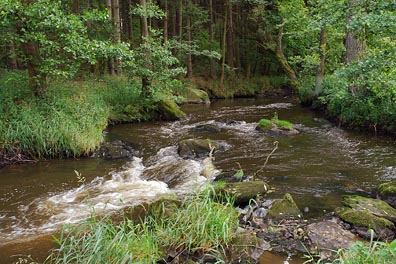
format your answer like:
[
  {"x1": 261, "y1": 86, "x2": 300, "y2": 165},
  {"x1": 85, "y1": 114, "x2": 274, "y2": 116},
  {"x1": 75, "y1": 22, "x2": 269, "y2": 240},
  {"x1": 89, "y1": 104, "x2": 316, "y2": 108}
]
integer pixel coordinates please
[
  {"x1": 271, "y1": 112, "x2": 293, "y2": 130},
  {"x1": 46, "y1": 187, "x2": 239, "y2": 263},
  {"x1": 258, "y1": 119, "x2": 274, "y2": 130},
  {"x1": 332, "y1": 239, "x2": 396, "y2": 264}
]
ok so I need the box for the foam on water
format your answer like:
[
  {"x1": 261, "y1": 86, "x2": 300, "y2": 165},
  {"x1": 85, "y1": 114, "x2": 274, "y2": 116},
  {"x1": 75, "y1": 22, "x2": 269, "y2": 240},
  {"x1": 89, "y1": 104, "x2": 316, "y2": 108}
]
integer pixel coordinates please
[{"x1": 1, "y1": 149, "x2": 219, "y2": 245}]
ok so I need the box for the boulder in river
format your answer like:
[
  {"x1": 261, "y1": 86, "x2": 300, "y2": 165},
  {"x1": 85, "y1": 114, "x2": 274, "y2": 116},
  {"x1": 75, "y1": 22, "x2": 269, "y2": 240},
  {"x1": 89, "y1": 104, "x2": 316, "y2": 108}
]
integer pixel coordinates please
[
  {"x1": 93, "y1": 140, "x2": 138, "y2": 159},
  {"x1": 376, "y1": 182, "x2": 396, "y2": 207},
  {"x1": 178, "y1": 138, "x2": 218, "y2": 158},
  {"x1": 266, "y1": 193, "x2": 303, "y2": 221},
  {"x1": 214, "y1": 181, "x2": 269, "y2": 206},
  {"x1": 256, "y1": 118, "x2": 299, "y2": 136},
  {"x1": 156, "y1": 99, "x2": 186, "y2": 121},
  {"x1": 335, "y1": 195, "x2": 396, "y2": 240}
]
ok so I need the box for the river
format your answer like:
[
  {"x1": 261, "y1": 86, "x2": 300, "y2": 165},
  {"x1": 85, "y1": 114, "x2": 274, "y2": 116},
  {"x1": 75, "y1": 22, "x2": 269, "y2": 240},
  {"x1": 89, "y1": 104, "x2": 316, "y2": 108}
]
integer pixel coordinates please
[{"x1": 1, "y1": 98, "x2": 395, "y2": 263}]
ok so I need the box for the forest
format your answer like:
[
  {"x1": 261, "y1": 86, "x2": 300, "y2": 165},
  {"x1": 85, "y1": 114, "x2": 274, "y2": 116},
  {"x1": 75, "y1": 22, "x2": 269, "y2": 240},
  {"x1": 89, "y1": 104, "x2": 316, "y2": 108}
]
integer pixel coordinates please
[
  {"x1": 1, "y1": 0, "x2": 396, "y2": 263},
  {"x1": 1, "y1": 0, "x2": 396, "y2": 161}
]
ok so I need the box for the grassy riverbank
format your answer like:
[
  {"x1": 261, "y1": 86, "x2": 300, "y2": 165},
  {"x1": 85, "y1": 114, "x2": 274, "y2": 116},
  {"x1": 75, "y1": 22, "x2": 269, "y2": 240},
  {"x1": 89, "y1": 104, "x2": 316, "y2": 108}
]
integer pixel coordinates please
[{"x1": 0, "y1": 71, "x2": 180, "y2": 162}]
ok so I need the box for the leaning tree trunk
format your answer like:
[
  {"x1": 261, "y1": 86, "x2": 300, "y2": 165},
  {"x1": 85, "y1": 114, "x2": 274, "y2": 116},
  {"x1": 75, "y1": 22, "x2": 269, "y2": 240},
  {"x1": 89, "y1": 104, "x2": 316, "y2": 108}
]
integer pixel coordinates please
[
  {"x1": 225, "y1": 0, "x2": 234, "y2": 69},
  {"x1": 273, "y1": 17, "x2": 299, "y2": 91}
]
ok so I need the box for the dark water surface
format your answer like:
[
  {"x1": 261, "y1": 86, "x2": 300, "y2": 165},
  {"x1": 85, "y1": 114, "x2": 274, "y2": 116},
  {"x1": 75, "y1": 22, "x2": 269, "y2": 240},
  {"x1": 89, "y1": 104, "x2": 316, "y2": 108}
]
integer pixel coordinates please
[{"x1": 1, "y1": 98, "x2": 395, "y2": 263}]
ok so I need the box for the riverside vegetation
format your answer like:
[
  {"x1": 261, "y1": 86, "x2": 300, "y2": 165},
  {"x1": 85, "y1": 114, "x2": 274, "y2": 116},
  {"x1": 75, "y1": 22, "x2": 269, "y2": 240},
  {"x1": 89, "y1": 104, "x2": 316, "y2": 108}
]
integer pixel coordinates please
[{"x1": 2, "y1": 0, "x2": 396, "y2": 263}]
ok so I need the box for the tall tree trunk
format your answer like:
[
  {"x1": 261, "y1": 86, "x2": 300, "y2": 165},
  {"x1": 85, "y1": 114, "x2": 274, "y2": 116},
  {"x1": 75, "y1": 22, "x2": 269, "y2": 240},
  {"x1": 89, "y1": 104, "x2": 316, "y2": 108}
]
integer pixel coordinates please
[
  {"x1": 234, "y1": 4, "x2": 241, "y2": 71},
  {"x1": 314, "y1": 26, "x2": 327, "y2": 96},
  {"x1": 19, "y1": 0, "x2": 47, "y2": 97},
  {"x1": 186, "y1": 0, "x2": 193, "y2": 78},
  {"x1": 106, "y1": 0, "x2": 115, "y2": 75},
  {"x1": 112, "y1": 0, "x2": 121, "y2": 75},
  {"x1": 6, "y1": 41, "x2": 18, "y2": 70},
  {"x1": 346, "y1": 0, "x2": 365, "y2": 64},
  {"x1": 140, "y1": 0, "x2": 151, "y2": 94},
  {"x1": 220, "y1": 4, "x2": 227, "y2": 88},
  {"x1": 209, "y1": 0, "x2": 216, "y2": 78},
  {"x1": 163, "y1": 0, "x2": 168, "y2": 45},
  {"x1": 21, "y1": 40, "x2": 47, "y2": 97},
  {"x1": 225, "y1": 0, "x2": 234, "y2": 69},
  {"x1": 72, "y1": 0, "x2": 79, "y2": 14},
  {"x1": 178, "y1": 0, "x2": 183, "y2": 57}
]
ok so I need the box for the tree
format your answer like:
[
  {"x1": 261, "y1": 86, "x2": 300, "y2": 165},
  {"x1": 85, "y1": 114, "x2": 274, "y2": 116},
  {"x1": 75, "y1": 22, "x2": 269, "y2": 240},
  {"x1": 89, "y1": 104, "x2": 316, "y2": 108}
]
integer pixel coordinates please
[{"x1": 0, "y1": 0, "x2": 127, "y2": 97}]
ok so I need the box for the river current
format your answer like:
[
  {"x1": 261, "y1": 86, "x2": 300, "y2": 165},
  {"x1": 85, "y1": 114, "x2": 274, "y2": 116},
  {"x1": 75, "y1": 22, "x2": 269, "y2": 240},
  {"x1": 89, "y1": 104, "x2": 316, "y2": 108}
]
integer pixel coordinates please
[{"x1": 1, "y1": 98, "x2": 395, "y2": 263}]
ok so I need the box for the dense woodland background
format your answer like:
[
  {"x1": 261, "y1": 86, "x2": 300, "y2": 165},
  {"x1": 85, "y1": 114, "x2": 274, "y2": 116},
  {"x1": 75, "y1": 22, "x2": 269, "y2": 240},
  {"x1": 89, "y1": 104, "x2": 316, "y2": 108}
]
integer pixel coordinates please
[{"x1": 0, "y1": 0, "x2": 396, "y2": 160}]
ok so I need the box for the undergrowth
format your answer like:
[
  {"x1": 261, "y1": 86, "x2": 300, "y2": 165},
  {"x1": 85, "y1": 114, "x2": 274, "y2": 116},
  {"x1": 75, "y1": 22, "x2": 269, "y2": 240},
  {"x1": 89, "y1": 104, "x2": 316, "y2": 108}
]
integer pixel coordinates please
[{"x1": 45, "y1": 187, "x2": 239, "y2": 263}]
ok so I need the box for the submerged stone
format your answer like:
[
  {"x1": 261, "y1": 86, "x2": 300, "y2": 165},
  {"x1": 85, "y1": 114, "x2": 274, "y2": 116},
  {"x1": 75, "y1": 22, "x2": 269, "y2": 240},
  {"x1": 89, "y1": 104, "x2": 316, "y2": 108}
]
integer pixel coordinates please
[
  {"x1": 178, "y1": 138, "x2": 218, "y2": 158},
  {"x1": 266, "y1": 193, "x2": 302, "y2": 221},
  {"x1": 93, "y1": 140, "x2": 138, "y2": 159},
  {"x1": 191, "y1": 123, "x2": 222, "y2": 133}
]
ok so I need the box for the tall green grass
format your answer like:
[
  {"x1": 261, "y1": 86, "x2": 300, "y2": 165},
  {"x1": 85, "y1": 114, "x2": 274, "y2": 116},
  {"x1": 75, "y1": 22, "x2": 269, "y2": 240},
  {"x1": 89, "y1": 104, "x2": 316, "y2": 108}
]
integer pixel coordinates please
[
  {"x1": 0, "y1": 72, "x2": 146, "y2": 158},
  {"x1": 46, "y1": 188, "x2": 239, "y2": 263}
]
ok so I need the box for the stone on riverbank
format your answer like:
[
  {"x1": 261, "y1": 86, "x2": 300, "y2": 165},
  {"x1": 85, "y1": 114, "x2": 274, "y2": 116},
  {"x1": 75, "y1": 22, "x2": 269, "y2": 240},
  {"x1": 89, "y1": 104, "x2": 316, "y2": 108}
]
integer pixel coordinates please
[
  {"x1": 178, "y1": 138, "x2": 218, "y2": 158},
  {"x1": 335, "y1": 195, "x2": 396, "y2": 240},
  {"x1": 156, "y1": 99, "x2": 186, "y2": 121},
  {"x1": 266, "y1": 193, "x2": 302, "y2": 221},
  {"x1": 376, "y1": 182, "x2": 396, "y2": 207},
  {"x1": 342, "y1": 195, "x2": 396, "y2": 222},
  {"x1": 225, "y1": 227, "x2": 270, "y2": 263},
  {"x1": 183, "y1": 87, "x2": 210, "y2": 104},
  {"x1": 307, "y1": 220, "x2": 357, "y2": 259},
  {"x1": 215, "y1": 181, "x2": 269, "y2": 205}
]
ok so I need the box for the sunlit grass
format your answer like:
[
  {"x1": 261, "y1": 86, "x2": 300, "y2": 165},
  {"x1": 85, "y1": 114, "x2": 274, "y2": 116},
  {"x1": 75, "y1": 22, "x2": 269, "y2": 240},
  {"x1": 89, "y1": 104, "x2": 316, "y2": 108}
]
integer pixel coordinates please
[{"x1": 46, "y1": 187, "x2": 239, "y2": 263}]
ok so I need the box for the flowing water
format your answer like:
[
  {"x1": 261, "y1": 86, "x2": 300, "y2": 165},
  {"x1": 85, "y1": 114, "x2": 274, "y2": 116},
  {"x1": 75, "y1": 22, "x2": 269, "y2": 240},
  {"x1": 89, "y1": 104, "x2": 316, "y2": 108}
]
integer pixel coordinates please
[{"x1": 1, "y1": 98, "x2": 395, "y2": 263}]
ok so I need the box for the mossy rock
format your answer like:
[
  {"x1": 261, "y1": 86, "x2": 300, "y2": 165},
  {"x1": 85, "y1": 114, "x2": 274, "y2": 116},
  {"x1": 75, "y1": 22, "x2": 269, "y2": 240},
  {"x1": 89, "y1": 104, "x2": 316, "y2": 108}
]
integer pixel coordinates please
[
  {"x1": 335, "y1": 207, "x2": 394, "y2": 235},
  {"x1": 156, "y1": 99, "x2": 186, "y2": 121},
  {"x1": 177, "y1": 138, "x2": 218, "y2": 158},
  {"x1": 377, "y1": 182, "x2": 396, "y2": 207},
  {"x1": 266, "y1": 193, "x2": 302, "y2": 221},
  {"x1": 342, "y1": 195, "x2": 396, "y2": 222},
  {"x1": 225, "y1": 228, "x2": 270, "y2": 263},
  {"x1": 183, "y1": 87, "x2": 210, "y2": 104},
  {"x1": 378, "y1": 182, "x2": 396, "y2": 196},
  {"x1": 214, "y1": 181, "x2": 269, "y2": 205},
  {"x1": 256, "y1": 118, "x2": 299, "y2": 136}
]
